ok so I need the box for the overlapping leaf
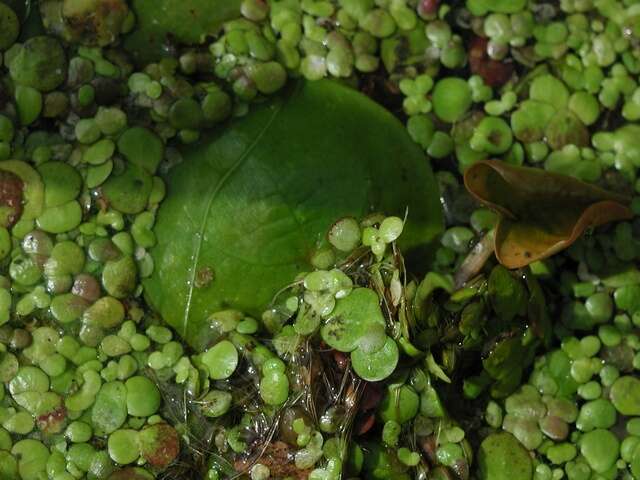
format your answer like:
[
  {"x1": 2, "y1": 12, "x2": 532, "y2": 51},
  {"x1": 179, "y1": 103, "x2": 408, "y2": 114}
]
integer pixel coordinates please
[{"x1": 145, "y1": 80, "x2": 443, "y2": 349}]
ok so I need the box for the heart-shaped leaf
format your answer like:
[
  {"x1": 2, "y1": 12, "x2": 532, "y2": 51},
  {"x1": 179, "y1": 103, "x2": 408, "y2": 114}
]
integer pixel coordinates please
[
  {"x1": 464, "y1": 160, "x2": 632, "y2": 269},
  {"x1": 123, "y1": 0, "x2": 241, "y2": 64},
  {"x1": 145, "y1": 80, "x2": 443, "y2": 350}
]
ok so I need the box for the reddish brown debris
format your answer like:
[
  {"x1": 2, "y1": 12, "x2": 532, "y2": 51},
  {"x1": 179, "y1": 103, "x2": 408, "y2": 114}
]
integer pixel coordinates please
[
  {"x1": 359, "y1": 382, "x2": 383, "y2": 412},
  {"x1": 468, "y1": 37, "x2": 514, "y2": 87},
  {"x1": 107, "y1": 467, "x2": 154, "y2": 480},
  {"x1": 0, "y1": 170, "x2": 24, "y2": 228},
  {"x1": 418, "y1": 0, "x2": 439, "y2": 17},
  {"x1": 355, "y1": 412, "x2": 376, "y2": 435},
  {"x1": 64, "y1": 0, "x2": 129, "y2": 46},
  {"x1": 95, "y1": 192, "x2": 109, "y2": 211},
  {"x1": 194, "y1": 266, "x2": 215, "y2": 288},
  {"x1": 419, "y1": 435, "x2": 438, "y2": 464},
  {"x1": 354, "y1": 382, "x2": 383, "y2": 436},
  {"x1": 332, "y1": 350, "x2": 349, "y2": 371},
  {"x1": 234, "y1": 441, "x2": 312, "y2": 480},
  {"x1": 139, "y1": 423, "x2": 180, "y2": 469},
  {"x1": 37, "y1": 405, "x2": 66, "y2": 434}
]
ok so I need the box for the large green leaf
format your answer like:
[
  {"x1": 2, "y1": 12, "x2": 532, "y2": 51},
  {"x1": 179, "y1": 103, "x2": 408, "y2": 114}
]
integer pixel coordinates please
[
  {"x1": 145, "y1": 80, "x2": 443, "y2": 349},
  {"x1": 123, "y1": 0, "x2": 241, "y2": 63},
  {"x1": 464, "y1": 160, "x2": 632, "y2": 269}
]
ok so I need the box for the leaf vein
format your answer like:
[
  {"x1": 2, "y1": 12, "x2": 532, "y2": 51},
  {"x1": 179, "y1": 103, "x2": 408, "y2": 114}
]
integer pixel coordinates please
[{"x1": 181, "y1": 101, "x2": 285, "y2": 336}]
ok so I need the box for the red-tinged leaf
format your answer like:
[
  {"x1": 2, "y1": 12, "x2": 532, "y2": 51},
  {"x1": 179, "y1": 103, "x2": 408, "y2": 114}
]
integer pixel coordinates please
[{"x1": 138, "y1": 423, "x2": 180, "y2": 469}]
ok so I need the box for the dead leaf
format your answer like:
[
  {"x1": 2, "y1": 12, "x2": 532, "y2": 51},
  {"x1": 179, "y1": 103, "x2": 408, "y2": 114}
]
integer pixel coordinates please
[{"x1": 464, "y1": 160, "x2": 633, "y2": 268}]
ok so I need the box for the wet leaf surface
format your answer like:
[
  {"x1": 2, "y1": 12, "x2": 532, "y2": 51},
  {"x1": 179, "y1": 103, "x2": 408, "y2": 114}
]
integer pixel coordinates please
[
  {"x1": 321, "y1": 288, "x2": 386, "y2": 353},
  {"x1": 145, "y1": 80, "x2": 443, "y2": 349}
]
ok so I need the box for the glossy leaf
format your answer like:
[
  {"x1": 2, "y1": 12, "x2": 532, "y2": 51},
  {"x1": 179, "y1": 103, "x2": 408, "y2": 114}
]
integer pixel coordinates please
[
  {"x1": 321, "y1": 288, "x2": 386, "y2": 353},
  {"x1": 464, "y1": 160, "x2": 632, "y2": 269},
  {"x1": 123, "y1": 0, "x2": 241, "y2": 63},
  {"x1": 351, "y1": 336, "x2": 399, "y2": 382},
  {"x1": 145, "y1": 80, "x2": 443, "y2": 349}
]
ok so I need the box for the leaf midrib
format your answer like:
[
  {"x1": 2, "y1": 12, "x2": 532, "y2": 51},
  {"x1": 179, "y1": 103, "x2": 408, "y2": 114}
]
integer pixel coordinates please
[{"x1": 181, "y1": 100, "x2": 286, "y2": 336}]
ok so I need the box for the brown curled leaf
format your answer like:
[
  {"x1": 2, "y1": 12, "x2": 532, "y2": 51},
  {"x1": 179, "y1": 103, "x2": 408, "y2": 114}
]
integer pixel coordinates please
[{"x1": 464, "y1": 160, "x2": 633, "y2": 269}]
